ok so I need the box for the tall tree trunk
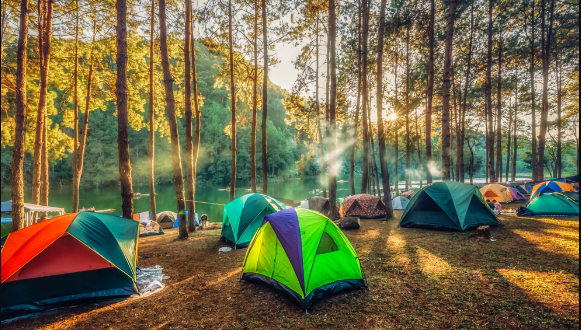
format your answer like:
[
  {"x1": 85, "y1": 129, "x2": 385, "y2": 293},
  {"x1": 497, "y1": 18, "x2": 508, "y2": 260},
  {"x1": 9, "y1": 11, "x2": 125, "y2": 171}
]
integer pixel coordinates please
[
  {"x1": 191, "y1": 7, "x2": 201, "y2": 232},
  {"x1": 75, "y1": 20, "x2": 96, "y2": 216},
  {"x1": 350, "y1": 0, "x2": 362, "y2": 197},
  {"x1": 405, "y1": 24, "x2": 411, "y2": 190},
  {"x1": 12, "y1": 0, "x2": 29, "y2": 230},
  {"x1": 261, "y1": 0, "x2": 268, "y2": 195},
  {"x1": 441, "y1": 0, "x2": 457, "y2": 181},
  {"x1": 416, "y1": 107, "x2": 423, "y2": 188},
  {"x1": 360, "y1": 0, "x2": 370, "y2": 194},
  {"x1": 460, "y1": 3, "x2": 474, "y2": 183},
  {"x1": 377, "y1": 0, "x2": 392, "y2": 218},
  {"x1": 116, "y1": 0, "x2": 134, "y2": 219},
  {"x1": 148, "y1": 0, "x2": 157, "y2": 222},
  {"x1": 426, "y1": 0, "x2": 435, "y2": 184},
  {"x1": 537, "y1": 0, "x2": 555, "y2": 181},
  {"x1": 228, "y1": 0, "x2": 237, "y2": 201},
  {"x1": 453, "y1": 67, "x2": 460, "y2": 181},
  {"x1": 251, "y1": 0, "x2": 258, "y2": 193},
  {"x1": 512, "y1": 77, "x2": 518, "y2": 181},
  {"x1": 72, "y1": 0, "x2": 80, "y2": 212},
  {"x1": 496, "y1": 37, "x2": 503, "y2": 183},
  {"x1": 184, "y1": 0, "x2": 196, "y2": 231},
  {"x1": 506, "y1": 90, "x2": 512, "y2": 182},
  {"x1": 556, "y1": 53, "x2": 562, "y2": 178},
  {"x1": 394, "y1": 48, "x2": 399, "y2": 196},
  {"x1": 486, "y1": 0, "x2": 496, "y2": 183},
  {"x1": 328, "y1": 0, "x2": 338, "y2": 220},
  {"x1": 528, "y1": 0, "x2": 538, "y2": 180},
  {"x1": 160, "y1": 0, "x2": 187, "y2": 237},
  {"x1": 320, "y1": 19, "x2": 328, "y2": 198},
  {"x1": 485, "y1": 102, "x2": 489, "y2": 183}
]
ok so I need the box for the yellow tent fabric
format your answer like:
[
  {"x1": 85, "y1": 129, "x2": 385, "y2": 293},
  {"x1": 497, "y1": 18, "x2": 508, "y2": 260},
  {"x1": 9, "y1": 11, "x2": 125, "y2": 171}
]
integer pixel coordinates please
[{"x1": 480, "y1": 184, "x2": 514, "y2": 203}]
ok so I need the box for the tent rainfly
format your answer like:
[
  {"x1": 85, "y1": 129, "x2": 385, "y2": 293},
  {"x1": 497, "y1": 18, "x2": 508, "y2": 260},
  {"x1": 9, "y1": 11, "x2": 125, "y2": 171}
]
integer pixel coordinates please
[{"x1": 0, "y1": 201, "x2": 65, "y2": 228}]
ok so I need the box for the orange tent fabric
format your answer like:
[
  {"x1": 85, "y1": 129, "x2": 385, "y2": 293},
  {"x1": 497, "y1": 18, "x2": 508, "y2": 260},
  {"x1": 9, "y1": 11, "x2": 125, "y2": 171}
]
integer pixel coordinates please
[
  {"x1": 1, "y1": 213, "x2": 77, "y2": 283},
  {"x1": 479, "y1": 184, "x2": 514, "y2": 203}
]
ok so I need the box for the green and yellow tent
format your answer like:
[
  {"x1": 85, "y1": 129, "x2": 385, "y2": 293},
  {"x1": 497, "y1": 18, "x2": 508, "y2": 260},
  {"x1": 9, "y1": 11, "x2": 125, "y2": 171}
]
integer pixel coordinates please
[
  {"x1": 526, "y1": 193, "x2": 579, "y2": 217},
  {"x1": 1, "y1": 213, "x2": 139, "y2": 319},
  {"x1": 400, "y1": 182, "x2": 500, "y2": 231},
  {"x1": 221, "y1": 194, "x2": 285, "y2": 248},
  {"x1": 242, "y1": 208, "x2": 365, "y2": 309}
]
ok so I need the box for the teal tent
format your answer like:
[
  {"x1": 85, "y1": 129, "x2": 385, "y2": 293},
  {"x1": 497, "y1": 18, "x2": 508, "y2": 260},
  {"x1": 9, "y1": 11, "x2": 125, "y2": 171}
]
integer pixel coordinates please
[
  {"x1": 525, "y1": 193, "x2": 579, "y2": 217},
  {"x1": 221, "y1": 194, "x2": 285, "y2": 248},
  {"x1": 400, "y1": 182, "x2": 500, "y2": 231}
]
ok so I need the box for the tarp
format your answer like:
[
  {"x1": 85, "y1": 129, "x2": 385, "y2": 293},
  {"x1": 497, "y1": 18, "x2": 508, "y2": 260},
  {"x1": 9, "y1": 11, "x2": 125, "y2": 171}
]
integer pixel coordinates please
[
  {"x1": 523, "y1": 193, "x2": 579, "y2": 217},
  {"x1": 530, "y1": 181, "x2": 576, "y2": 201},
  {"x1": 392, "y1": 196, "x2": 410, "y2": 210},
  {"x1": 1, "y1": 213, "x2": 139, "y2": 318},
  {"x1": 221, "y1": 194, "x2": 285, "y2": 248},
  {"x1": 400, "y1": 182, "x2": 500, "y2": 231},
  {"x1": 341, "y1": 194, "x2": 387, "y2": 219},
  {"x1": 242, "y1": 208, "x2": 364, "y2": 309},
  {"x1": 480, "y1": 184, "x2": 514, "y2": 203}
]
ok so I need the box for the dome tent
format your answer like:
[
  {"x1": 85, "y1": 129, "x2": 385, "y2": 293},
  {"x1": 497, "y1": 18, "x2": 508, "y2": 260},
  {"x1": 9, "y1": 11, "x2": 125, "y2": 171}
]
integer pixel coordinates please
[
  {"x1": 400, "y1": 182, "x2": 500, "y2": 231},
  {"x1": 341, "y1": 194, "x2": 387, "y2": 219},
  {"x1": 1, "y1": 213, "x2": 139, "y2": 319},
  {"x1": 508, "y1": 187, "x2": 528, "y2": 201},
  {"x1": 156, "y1": 211, "x2": 177, "y2": 229},
  {"x1": 480, "y1": 184, "x2": 514, "y2": 203},
  {"x1": 530, "y1": 181, "x2": 576, "y2": 201},
  {"x1": 221, "y1": 194, "x2": 285, "y2": 248},
  {"x1": 523, "y1": 193, "x2": 579, "y2": 217},
  {"x1": 242, "y1": 208, "x2": 364, "y2": 310},
  {"x1": 392, "y1": 196, "x2": 410, "y2": 210}
]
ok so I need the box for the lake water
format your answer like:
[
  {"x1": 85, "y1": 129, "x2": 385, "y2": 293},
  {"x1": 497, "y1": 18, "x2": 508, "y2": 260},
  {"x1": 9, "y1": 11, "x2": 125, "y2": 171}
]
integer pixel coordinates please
[{"x1": 0, "y1": 176, "x2": 529, "y2": 223}]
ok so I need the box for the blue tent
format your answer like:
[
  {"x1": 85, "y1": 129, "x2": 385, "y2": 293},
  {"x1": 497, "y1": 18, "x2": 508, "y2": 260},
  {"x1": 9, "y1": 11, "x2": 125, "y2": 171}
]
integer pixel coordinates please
[{"x1": 173, "y1": 212, "x2": 199, "y2": 228}]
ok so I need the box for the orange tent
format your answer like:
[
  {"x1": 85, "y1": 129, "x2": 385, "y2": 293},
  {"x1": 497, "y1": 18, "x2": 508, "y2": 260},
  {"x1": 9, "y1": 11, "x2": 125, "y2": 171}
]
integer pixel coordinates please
[{"x1": 480, "y1": 184, "x2": 514, "y2": 203}]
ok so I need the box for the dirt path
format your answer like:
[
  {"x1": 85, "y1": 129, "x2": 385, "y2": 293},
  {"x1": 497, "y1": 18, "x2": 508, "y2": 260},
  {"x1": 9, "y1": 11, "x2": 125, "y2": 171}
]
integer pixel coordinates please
[{"x1": 3, "y1": 213, "x2": 579, "y2": 329}]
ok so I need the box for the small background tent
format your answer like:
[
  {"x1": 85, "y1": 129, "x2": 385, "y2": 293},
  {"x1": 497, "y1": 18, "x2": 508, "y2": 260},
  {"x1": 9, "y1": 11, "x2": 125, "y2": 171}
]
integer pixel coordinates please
[
  {"x1": 242, "y1": 208, "x2": 364, "y2": 309},
  {"x1": 308, "y1": 196, "x2": 340, "y2": 217},
  {"x1": 341, "y1": 194, "x2": 387, "y2": 219},
  {"x1": 530, "y1": 181, "x2": 576, "y2": 201},
  {"x1": 1, "y1": 212, "x2": 139, "y2": 319},
  {"x1": 522, "y1": 193, "x2": 579, "y2": 217},
  {"x1": 480, "y1": 184, "x2": 514, "y2": 203},
  {"x1": 156, "y1": 211, "x2": 177, "y2": 229},
  {"x1": 0, "y1": 201, "x2": 65, "y2": 228},
  {"x1": 221, "y1": 194, "x2": 285, "y2": 248},
  {"x1": 508, "y1": 187, "x2": 528, "y2": 201},
  {"x1": 400, "y1": 182, "x2": 500, "y2": 231},
  {"x1": 172, "y1": 212, "x2": 199, "y2": 228},
  {"x1": 392, "y1": 196, "x2": 410, "y2": 210},
  {"x1": 401, "y1": 190, "x2": 414, "y2": 199}
]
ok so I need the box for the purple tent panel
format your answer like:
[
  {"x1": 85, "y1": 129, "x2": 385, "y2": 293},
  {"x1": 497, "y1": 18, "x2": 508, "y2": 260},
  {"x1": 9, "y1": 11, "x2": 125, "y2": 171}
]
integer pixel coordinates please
[
  {"x1": 262, "y1": 209, "x2": 305, "y2": 294},
  {"x1": 508, "y1": 187, "x2": 528, "y2": 201}
]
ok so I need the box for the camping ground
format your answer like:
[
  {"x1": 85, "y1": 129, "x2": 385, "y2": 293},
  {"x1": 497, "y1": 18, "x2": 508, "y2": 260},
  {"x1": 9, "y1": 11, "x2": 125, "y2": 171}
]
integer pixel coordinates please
[{"x1": 3, "y1": 209, "x2": 579, "y2": 329}]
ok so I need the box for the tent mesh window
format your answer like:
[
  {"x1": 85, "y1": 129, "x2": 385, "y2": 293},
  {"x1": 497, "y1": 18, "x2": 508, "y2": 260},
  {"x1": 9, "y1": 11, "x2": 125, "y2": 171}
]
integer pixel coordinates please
[{"x1": 316, "y1": 232, "x2": 339, "y2": 255}]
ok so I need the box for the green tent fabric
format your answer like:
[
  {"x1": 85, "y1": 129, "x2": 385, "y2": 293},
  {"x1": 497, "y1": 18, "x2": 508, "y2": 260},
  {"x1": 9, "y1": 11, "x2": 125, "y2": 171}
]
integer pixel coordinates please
[
  {"x1": 400, "y1": 182, "x2": 500, "y2": 231},
  {"x1": 526, "y1": 193, "x2": 579, "y2": 217},
  {"x1": 242, "y1": 208, "x2": 364, "y2": 309},
  {"x1": 221, "y1": 194, "x2": 285, "y2": 248},
  {"x1": 1, "y1": 220, "x2": 11, "y2": 239}
]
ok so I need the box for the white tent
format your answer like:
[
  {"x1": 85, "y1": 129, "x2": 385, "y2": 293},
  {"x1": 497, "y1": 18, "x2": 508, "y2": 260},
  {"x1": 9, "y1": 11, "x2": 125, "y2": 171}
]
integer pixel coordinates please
[
  {"x1": 1, "y1": 200, "x2": 66, "y2": 228},
  {"x1": 392, "y1": 196, "x2": 410, "y2": 210}
]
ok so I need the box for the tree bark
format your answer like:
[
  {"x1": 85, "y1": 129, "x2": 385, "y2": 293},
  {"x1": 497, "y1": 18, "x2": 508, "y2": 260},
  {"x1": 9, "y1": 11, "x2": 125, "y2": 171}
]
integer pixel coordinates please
[
  {"x1": 72, "y1": 0, "x2": 80, "y2": 212},
  {"x1": 360, "y1": 0, "x2": 370, "y2": 194},
  {"x1": 149, "y1": 0, "x2": 157, "y2": 223},
  {"x1": 537, "y1": 0, "x2": 556, "y2": 181},
  {"x1": 328, "y1": 0, "x2": 338, "y2": 220},
  {"x1": 116, "y1": 0, "x2": 134, "y2": 219},
  {"x1": 350, "y1": 0, "x2": 362, "y2": 197},
  {"x1": 12, "y1": 0, "x2": 29, "y2": 231},
  {"x1": 318, "y1": 18, "x2": 327, "y2": 198},
  {"x1": 460, "y1": 3, "x2": 474, "y2": 183},
  {"x1": 261, "y1": 0, "x2": 268, "y2": 195},
  {"x1": 486, "y1": 0, "x2": 496, "y2": 183},
  {"x1": 394, "y1": 48, "x2": 399, "y2": 196},
  {"x1": 228, "y1": 0, "x2": 237, "y2": 201},
  {"x1": 496, "y1": 36, "x2": 503, "y2": 183},
  {"x1": 377, "y1": 0, "x2": 392, "y2": 218},
  {"x1": 251, "y1": 0, "x2": 258, "y2": 193},
  {"x1": 512, "y1": 78, "x2": 518, "y2": 181},
  {"x1": 441, "y1": 0, "x2": 457, "y2": 181},
  {"x1": 191, "y1": 7, "x2": 201, "y2": 232},
  {"x1": 506, "y1": 90, "x2": 512, "y2": 182},
  {"x1": 405, "y1": 24, "x2": 411, "y2": 190},
  {"x1": 425, "y1": 0, "x2": 435, "y2": 184},
  {"x1": 453, "y1": 66, "x2": 459, "y2": 181},
  {"x1": 184, "y1": 0, "x2": 196, "y2": 231},
  {"x1": 555, "y1": 53, "x2": 562, "y2": 178},
  {"x1": 528, "y1": 0, "x2": 538, "y2": 181}
]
